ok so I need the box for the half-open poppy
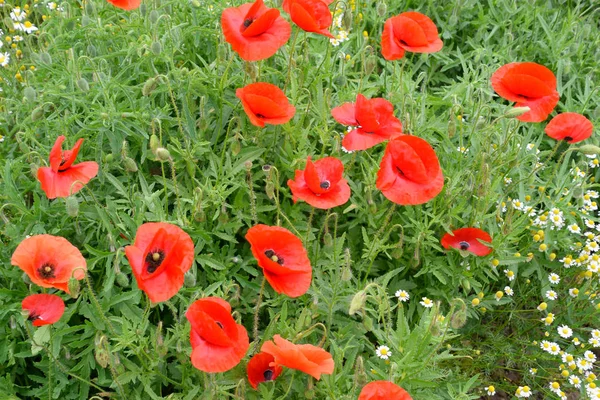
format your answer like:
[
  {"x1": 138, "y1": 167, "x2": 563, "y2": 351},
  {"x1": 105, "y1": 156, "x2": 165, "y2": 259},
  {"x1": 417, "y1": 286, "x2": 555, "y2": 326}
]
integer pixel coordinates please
[
  {"x1": 37, "y1": 136, "x2": 99, "y2": 199},
  {"x1": 285, "y1": 0, "x2": 334, "y2": 38},
  {"x1": 245, "y1": 225, "x2": 312, "y2": 298},
  {"x1": 261, "y1": 335, "x2": 334, "y2": 380},
  {"x1": 381, "y1": 12, "x2": 443, "y2": 61},
  {"x1": 222, "y1": 0, "x2": 291, "y2": 61},
  {"x1": 11, "y1": 235, "x2": 87, "y2": 293},
  {"x1": 376, "y1": 136, "x2": 444, "y2": 205},
  {"x1": 236, "y1": 82, "x2": 296, "y2": 127},
  {"x1": 441, "y1": 227, "x2": 492, "y2": 256},
  {"x1": 358, "y1": 381, "x2": 413, "y2": 400},
  {"x1": 331, "y1": 94, "x2": 403, "y2": 151},
  {"x1": 22, "y1": 294, "x2": 66, "y2": 327},
  {"x1": 247, "y1": 352, "x2": 283, "y2": 389},
  {"x1": 281, "y1": 0, "x2": 333, "y2": 12},
  {"x1": 544, "y1": 112, "x2": 593, "y2": 143},
  {"x1": 186, "y1": 297, "x2": 249, "y2": 373},
  {"x1": 491, "y1": 62, "x2": 560, "y2": 122},
  {"x1": 106, "y1": 0, "x2": 141, "y2": 10},
  {"x1": 287, "y1": 156, "x2": 351, "y2": 209},
  {"x1": 125, "y1": 222, "x2": 195, "y2": 303}
]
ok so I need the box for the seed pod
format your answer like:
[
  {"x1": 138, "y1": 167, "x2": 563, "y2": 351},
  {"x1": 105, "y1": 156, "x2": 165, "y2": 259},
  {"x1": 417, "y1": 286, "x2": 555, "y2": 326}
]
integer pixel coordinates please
[
  {"x1": 115, "y1": 272, "x2": 129, "y2": 287},
  {"x1": 142, "y1": 77, "x2": 158, "y2": 96},
  {"x1": 149, "y1": 10, "x2": 160, "y2": 24},
  {"x1": 349, "y1": 290, "x2": 366, "y2": 315},
  {"x1": 67, "y1": 277, "x2": 81, "y2": 298},
  {"x1": 87, "y1": 44, "x2": 97, "y2": 57},
  {"x1": 31, "y1": 106, "x2": 44, "y2": 121},
  {"x1": 151, "y1": 41, "x2": 162, "y2": 55},
  {"x1": 76, "y1": 77, "x2": 90, "y2": 92},
  {"x1": 66, "y1": 196, "x2": 79, "y2": 217},
  {"x1": 123, "y1": 157, "x2": 138, "y2": 172},
  {"x1": 104, "y1": 153, "x2": 114, "y2": 163},
  {"x1": 244, "y1": 160, "x2": 253, "y2": 171},
  {"x1": 156, "y1": 147, "x2": 170, "y2": 161},
  {"x1": 23, "y1": 86, "x2": 36, "y2": 102},
  {"x1": 39, "y1": 52, "x2": 52, "y2": 65}
]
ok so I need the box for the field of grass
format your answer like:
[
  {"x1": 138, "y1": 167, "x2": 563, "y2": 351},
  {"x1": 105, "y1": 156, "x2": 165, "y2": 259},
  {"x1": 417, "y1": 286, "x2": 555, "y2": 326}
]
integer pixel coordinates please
[{"x1": 0, "y1": 0, "x2": 599, "y2": 399}]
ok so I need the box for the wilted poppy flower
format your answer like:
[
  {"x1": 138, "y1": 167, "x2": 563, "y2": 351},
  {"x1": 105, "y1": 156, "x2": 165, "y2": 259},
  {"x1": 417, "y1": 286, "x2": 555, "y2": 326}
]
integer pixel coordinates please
[
  {"x1": 376, "y1": 136, "x2": 444, "y2": 205},
  {"x1": 37, "y1": 136, "x2": 99, "y2": 199},
  {"x1": 236, "y1": 82, "x2": 296, "y2": 127},
  {"x1": 22, "y1": 294, "x2": 65, "y2": 327},
  {"x1": 247, "y1": 352, "x2": 283, "y2": 389},
  {"x1": 358, "y1": 381, "x2": 413, "y2": 400},
  {"x1": 125, "y1": 222, "x2": 194, "y2": 303},
  {"x1": 285, "y1": 0, "x2": 334, "y2": 38},
  {"x1": 544, "y1": 112, "x2": 593, "y2": 143},
  {"x1": 11, "y1": 235, "x2": 87, "y2": 293},
  {"x1": 245, "y1": 225, "x2": 312, "y2": 298},
  {"x1": 222, "y1": 0, "x2": 291, "y2": 61},
  {"x1": 491, "y1": 62, "x2": 560, "y2": 122},
  {"x1": 261, "y1": 334, "x2": 334, "y2": 380},
  {"x1": 381, "y1": 12, "x2": 443, "y2": 61},
  {"x1": 331, "y1": 94, "x2": 403, "y2": 151},
  {"x1": 441, "y1": 227, "x2": 492, "y2": 256},
  {"x1": 106, "y1": 0, "x2": 141, "y2": 10},
  {"x1": 287, "y1": 156, "x2": 351, "y2": 209},
  {"x1": 186, "y1": 297, "x2": 249, "y2": 373}
]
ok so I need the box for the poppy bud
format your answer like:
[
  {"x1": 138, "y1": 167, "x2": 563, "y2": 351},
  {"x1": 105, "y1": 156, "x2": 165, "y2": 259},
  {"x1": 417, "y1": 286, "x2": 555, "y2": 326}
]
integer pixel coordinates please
[
  {"x1": 123, "y1": 157, "x2": 138, "y2": 173},
  {"x1": 24, "y1": 86, "x2": 36, "y2": 102},
  {"x1": 341, "y1": 265, "x2": 353, "y2": 281},
  {"x1": 363, "y1": 316, "x2": 374, "y2": 331},
  {"x1": 81, "y1": 15, "x2": 92, "y2": 27},
  {"x1": 450, "y1": 298, "x2": 467, "y2": 329},
  {"x1": 68, "y1": 276, "x2": 81, "y2": 298},
  {"x1": 3, "y1": 17, "x2": 14, "y2": 30},
  {"x1": 138, "y1": 3, "x2": 147, "y2": 15},
  {"x1": 230, "y1": 137, "x2": 241, "y2": 155},
  {"x1": 244, "y1": 62, "x2": 258, "y2": 81},
  {"x1": 151, "y1": 41, "x2": 162, "y2": 55},
  {"x1": 579, "y1": 145, "x2": 600, "y2": 156},
  {"x1": 353, "y1": 356, "x2": 367, "y2": 387},
  {"x1": 376, "y1": 3, "x2": 387, "y2": 17},
  {"x1": 448, "y1": 114, "x2": 456, "y2": 138},
  {"x1": 334, "y1": 75, "x2": 347, "y2": 87},
  {"x1": 504, "y1": 106, "x2": 531, "y2": 118},
  {"x1": 115, "y1": 272, "x2": 129, "y2": 287},
  {"x1": 76, "y1": 78, "x2": 90, "y2": 92},
  {"x1": 104, "y1": 153, "x2": 114, "y2": 163},
  {"x1": 29, "y1": 163, "x2": 39, "y2": 178},
  {"x1": 156, "y1": 147, "x2": 170, "y2": 161},
  {"x1": 31, "y1": 106, "x2": 44, "y2": 121},
  {"x1": 185, "y1": 159, "x2": 196, "y2": 178},
  {"x1": 149, "y1": 134, "x2": 159, "y2": 153},
  {"x1": 149, "y1": 10, "x2": 160, "y2": 24},
  {"x1": 18, "y1": 141, "x2": 29, "y2": 153},
  {"x1": 217, "y1": 43, "x2": 228, "y2": 61},
  {"x1": 38, "y1": 51, "x2": 52, "y2": 65},
  {"x1": 475, "y1": 116, "x2": 487, "y2": 129},
  {"x1": 87, "y1": 44, "x2": 97, "y2": 57},
  {"x1": 184, "y1": 271, "x2": 196, "y2": 287},
  {"x1": 22, "y1": 272, "x2": 32, "y2": 285},
  {"x1": 66, "y1": 196, "x2": 79, "y2": 217},
  {"x1": 342, "y1": 8, "x2": 353, "y2": 31},
  {"x1": 142, "y1": 77, "x2": 158, "y2": 96},
  {"x1": 323, "y1": 232, "x2": 333, "y2": 247},
  {"x1": 265, "y1": 180, "x2": 275, "y2": 200},
  {"x1": 349, "y1": 290, "x2": 367, "y2": 315},
  {"x1": 85, "y1": 1, "x2": 95, "y2": 14},
  {"x1": 95, "y1": 347, "x2": 109, "y2": 368},
  {"x1": 364, "y1": 55, "x2": 377, "y2": 76}
]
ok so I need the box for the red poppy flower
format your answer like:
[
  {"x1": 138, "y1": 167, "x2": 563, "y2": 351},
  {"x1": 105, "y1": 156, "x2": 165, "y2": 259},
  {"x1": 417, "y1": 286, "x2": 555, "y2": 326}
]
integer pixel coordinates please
[
  {"x1": 245, "y1": 225, "x2": 312, "y2": 298},
  {"x1": 222, "y1": 0, "x2": 291, "y2": 61},
  {"x1": 376, "y1": 136, "x2": 444, "y2": 205},
  {"x1": 261, "y1": 334, "x2": 334, "y2": 380},
  {"x1": 285, "y1": 0, "x2": 334, "y2": 38},
  {"x1": 125, "y1": 222, "x2": 195, "y2": 303},
  {"x1": 544, "y1": 112, "x2": 593, "y2": 143},
  {"x1": 331, "y1": 94, "x2": 403, "y2": 151},
  {"x1": 281, "y1": 0, "x2": 333, "y2": 12},
  {"x1": 106, "y1": 0, "x2": 141, "y2": 10},
  {"x1": 236, "y1": 82, "x2": 296, "y2": 128},
  {"x1": 440, "y1": 227, "x2": 492, "y2": 256},
  {"x1": 491, "y1": 62, "x2": 560, "y2": 122},
  {"x1": 358, "y1": 381, "x2": 413, "y2": 400},
  {"x1": 11, "y1": 235, "x2": 87, "y2": 293},
  {"x1": 186, "y1": 297, "x2": 249, "y2": 373},
  {"x1": 247, "y1": 352, "x2": 283, "y2": 389},
  {"x1": 381, "y1": 12, "x2": 443, "y2": 61},
  {"x1": 287, "y1": 156, "x2": 351, "y2": 209},
  {"x1": 37, "y1": 136, "x2": 99, "y2": 200},
  {"x1": 22, "y1": 294, "x2": 66, "y2": 327}
]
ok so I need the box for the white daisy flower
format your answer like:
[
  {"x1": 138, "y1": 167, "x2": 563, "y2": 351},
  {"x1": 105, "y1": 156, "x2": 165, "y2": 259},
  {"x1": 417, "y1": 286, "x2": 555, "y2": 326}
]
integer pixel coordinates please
[
  {"x1": 0, "y1": 52, "x2": 9, "y2": 67},
  {"x1": 504, "y1": 177, "x2": 512, "y2": 185},
  {"x1": 577, "y1": 357, "x2": 593, "y2": 371},
  {"x1": 420, "y1": 297, "x2": 433, "y2": 308},
  {"x1": 375, "y1": 345, "x2": 391, "y2": 360},
  {"x1": 10, "y1": 6, "x2": 26, "y2": 21},
  {"x1": 548, "y1": 342, "x2": 561, "y2": 355},
  {"x1": 486, "y1": 386, "x2": 495, "y2": 395},
  {"x1": 504, "y1": 269, "x2": 515, "y2": 281},
  {"x1": 557, "y1": 325, "x2": 573, "y2": 339},
  {"x1": 568, "y1": 224, "x2": 582, "y2": 234},
  {"x1": 395, "y1": 290, "x2": 409, "y2": 302},
  {"x1": 504, "y1": 286, "x2": 514, "y2": 296},
  {"x1": 512, "y1": 199, "x2": 525, "y2": 211},
  {"x1": 569, "y1": 288, "x2": 579, "y2": 297},
  {"x1": 588, "y1": 338, "x2": 600, "y2": 348},
  {"x1": 584, "y1": 350, "x2": 596, "y2": 363},
  {"x1": 569, "y1": 375, "x2": 581, "y2": 388},
  {"x1": 515, "y1": 385, "x2": 532, "y2": 398},
  {"x1": 545, "y1": 290, "x2": 558, "y2": 300},
  {"x1": 526, "y1": 143, "x2": 535, "y2": 151},
  {"x1": 548, "y1": 273, "x2": 560, "y2": 285}
]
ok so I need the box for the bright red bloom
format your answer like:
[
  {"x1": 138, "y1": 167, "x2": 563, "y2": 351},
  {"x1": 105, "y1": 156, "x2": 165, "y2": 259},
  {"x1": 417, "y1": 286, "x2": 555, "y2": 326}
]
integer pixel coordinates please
[
  {"x1": 287, "y1": 156, "x2": 351, "y2": 209},
  {"x1": 222, "y1": 0, "x2": 291, "y2": 61},
  {"x1": 381, "y1": 12, "x2": 443, "y2": 61},
  {"x1": 186, "y1": 297, "x2": 249, "y2": 373},
  {"x1": 376, "y1": 136, "x2": 443, "y2": 205},
  {"x1": 261, "y1": 335, "x2": 334, "y2": 380},
  {"x1": 236, "y1": 83, "x2": 296, "y2": 127},
  {"x1": 11, "y1": 235, "x2": 87, "y2": 293},
  {"x1": 37, "y1": 136, "x2": 99, "y2": 199},
  {"x1": 106, "y1": 0, "x2": 141, "y2": 10},
  {"x1": 544, "y1": 112, "x2": 593, "y2": 143},
  {"x1": 491, "y1": 62, "x2": 560, "y2": 122},
  {"x1": 331, "y1": 94, "x2": 403, "y2": 151},
  {"x1": 125, "y1": 222, "x2": 195, "y2": 303},
  {"x1": 441, "y1": 228, "x2": 492, "y2": 256},
  {"x1": 285, "y1": 0, "x2": 334, "y2": 38},
  {"x1": 358, "y1": 381, "x2": 413, "y2": 400},
  {"x1": 281, "y1": 0, "x2": 333, "y2": 12},
  {"x1": 22, "y1": 294, "x2": 66, "y2": 327},
  {"x1": 245, "y1": 225, "x2": 312, "y2": 298},
  {"x1": 247, "y1": 352, "x2": 283, "y2": 389}
]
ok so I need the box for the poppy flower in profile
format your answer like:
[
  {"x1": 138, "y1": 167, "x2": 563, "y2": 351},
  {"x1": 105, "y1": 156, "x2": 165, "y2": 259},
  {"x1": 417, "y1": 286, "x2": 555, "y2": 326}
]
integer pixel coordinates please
[
  {"x1": 37, "y1": 136, "x2": 99, "y2": 199},
  {"x1": 261, "y1": 335, "x2": 334, "y2": 380},
  {"x1": 11, "y1": 235, "x2": 87, "y2": 293},
  {"x1": 22, "y1": 294, "x2": 66, "y2": 327},
  {"x1": 331, "y1": 94, "x2": 403, "y2": 151},
  {"x1": 186, "y1": 297, "x2": 249, "y2": 373},
  {"x1": 222, "y1": 0, "x2": 291, "y2": 61},
  {"x1": 245, "y1": 225, "x2": 312, "y2": 298},
  {"x1": 544, "y1": 112, "x2": 593, "y2": 143},
  {"x1": 287, "y1": 156, "x2": 351, "y2": 209},
  {"x1": 247, "y1": 352, "x2": 283, "y2": 389},
  {"x1": 281, "y1": 0, "x2": 333, "y2": 12},
  {"x1": 236, "y1": 83, "x2": 296, "y2": 128},
  {"x1": 106, "y1": 0, "x2": 141, "y2": 10},
  {"x1": 491, "y1": 62, "x2": 560, "y2": 122},
  {"x1": 125, "y1": 222, "x2": 195, "y2": 303},
  {"x1": 376, "y1": 136, "x2": 444, "y2": 205},
  {"x1": 358, "y1": 381, "x2": 413, "y2": 400},
  {"x1": 441, "y1": 227, "x2": 492, "y2": 256},
  {"x1": 381, "y1": 12, "x2": 443, "y2": 61},
  {"x1": 285, "y1": 0, "x2": 334, "y2": 38}
]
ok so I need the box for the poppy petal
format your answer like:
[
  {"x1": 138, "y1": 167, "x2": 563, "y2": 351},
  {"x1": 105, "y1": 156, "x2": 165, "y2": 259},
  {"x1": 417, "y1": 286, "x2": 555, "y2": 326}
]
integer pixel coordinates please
[
  {"x1": 289, "y1": 0, "x2": 334, "y2": 38},
  {"x1": 106, "y1": 0, "x2": 141, "y2": 10},
  {"x1": 545, "y1": 112, "x2": 594, "y2": 143},
  {"x1": 381, "y1": 12, "x2": 442, "y2": 60},
  {"x1": 247, "y1": 352, "x2": 282, "y2": 389},
  {"x1": 243, "y1": 9, "x2": 280, "y2": 38},
  {"x1": 261, "y1": 335, "x2": 334, "y2": 380},
  {"x1": 236, "y1": 83, "x2": 295, "y2": 127},
  {"x1": 49, "y1": 136, "x2": 66, "y2": 172},
  {"x1": 358, "y1": 381, "x2": 413, "y2": 400},
  {"x1": 190, "y1": 324, "x2": 249, "y2": 373},
  {"x1": 331, "y1": 102, "x2": 358, "y2": 126},
  {"x1": 22, "y1": 294, "x2": 66, "y2": 327},
  {"x1": 186, "y1": 299, "x2": 238, "y2": 347},
  {"x1": 355, "y1": 94, "x2": 381, "y2": 132},
  {"x1": 440, "y1": 227, "x2": 492, "y2": 257},
  {"x1": 37, "y1": 161, "x2": 99, "y2": 200}
]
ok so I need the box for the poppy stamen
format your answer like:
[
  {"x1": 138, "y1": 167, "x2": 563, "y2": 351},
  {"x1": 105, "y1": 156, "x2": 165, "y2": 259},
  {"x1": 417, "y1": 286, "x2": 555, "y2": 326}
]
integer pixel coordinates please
[
  {"x1": 145, "y1": 249, "x2": 166, "y2": 273},
  {"x1": 263, "y1": 369, "x2": 274, "y2": 381},
  {"x1": 38, "y1": 263, "x2": 56, "y2": 279},
  {"x1": 320, "y1": 181, "x2": 330, "y2": 189},
  {"x1": 264, "y1": 249, "x2": 284, "y2": 265},
  {"x1": 459, "y1": 241, "x2": 470, "y2": 250}
]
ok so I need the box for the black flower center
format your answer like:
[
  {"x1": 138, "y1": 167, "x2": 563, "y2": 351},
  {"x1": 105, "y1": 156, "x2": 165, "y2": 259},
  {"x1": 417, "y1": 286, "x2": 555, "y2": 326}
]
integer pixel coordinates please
[
  {"x1": 459, "y1": 241, "x2": 470, "y2": 250},
  {"x1": 216, "y1": 321, "x2": 223, "y2": 329},
  {"x1": 145, "y1": 249, "x2": 166, "y2": 273},
  {"x1": 396, "y1": 167, "x2": 405, "y2": 176},
  {"x1": 320, "y1": 180, "x2": 330, "y2": 189},
  {"x1": 264, "y1": 249, "x2": 284, "y2": 265},
  {"x1": 243, "y1": 18, "x2": 253, "y2": 28},
  {"x1": 564, "y1": 136, "x2": 573, "y2": 142},
  {"x1": 256, "y1": 113, "x2": 265, "y2": 118},
  {"x1": 38, "y1": 263, "x2": 56, "y2": 279},
  {"x1": 28, "y1": 313, "x2": 40, "y2": 322},
  {"x1": 263, "y1": 369, "x2": 274, "y2": 381}
]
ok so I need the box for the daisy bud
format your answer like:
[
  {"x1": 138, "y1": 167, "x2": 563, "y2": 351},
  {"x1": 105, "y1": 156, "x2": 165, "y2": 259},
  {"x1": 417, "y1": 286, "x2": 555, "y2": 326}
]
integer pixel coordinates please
[
  {"x1": 66, "y1": 196, "x2": 79, "y2": 217},
  {"x1": 142, "y1": 77, "x2": 158, "y2": 96},
  {"x1": 67, "y1": 276, "x2": 81, "y2": 299},
  {"x1": 376, "y1": 3, "x2": 387, "y2": 17},
  {"x1": 39, "y1": 52, "x2": 52, "y2": 65},
  {"x1": 349, "y1": 290, "x2": 367, "y2": 316},
  {"x1": 76, "y1": 78, "x2": 90, "y2": 92},
  {"x1": 23, "y1": 86, "x2": 36, "y2": 102},
  {"x1": 183, "y1": 271, "x2": 196, "y2": 287},
  {"x1": 156, "y1": 147, "x2": 170, "y2": 161},
  {"x1": 123, "y1": 157, "x2": 138, "y2": 173},
  {"x1": 87, "y1": 44, "x2": 97, "y2": 57},
  {"x1": 149, "y1": 10, "x2": 160, "y2": 24},
  {"x1": 504, "y1": 106, "x2": 531, "y2": 118},
  {"x1": 151, "y1": 41, "x2": 162, "y2": 55},
  {"x1": 104, "y1": 153, "x2": 114, "y2": 164},
  {"x1": 115, "y1": 272, "x2": 129, "y2": 288},
  {"x1": 579, "y1": 145, "x2": 600, "y2": 156},
  {"x1": 31, "y1": 106, "x2": 44, "y2": 121}
]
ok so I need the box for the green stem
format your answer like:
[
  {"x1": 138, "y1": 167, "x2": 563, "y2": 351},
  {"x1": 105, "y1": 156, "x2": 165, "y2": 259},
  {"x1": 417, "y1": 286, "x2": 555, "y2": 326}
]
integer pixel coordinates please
[
  {"x1": 84, "y1": 274, "x2": 116, "y2": 336},
  {"x1": 253, "y1": 277, "x2": 266, "y2": 352}
]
